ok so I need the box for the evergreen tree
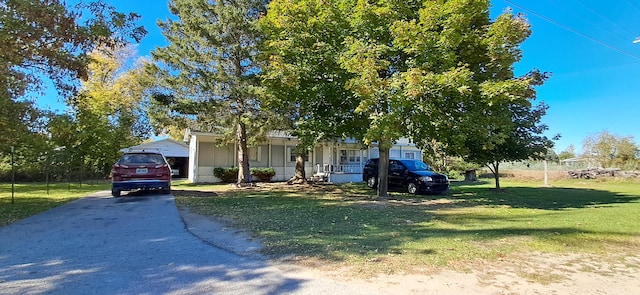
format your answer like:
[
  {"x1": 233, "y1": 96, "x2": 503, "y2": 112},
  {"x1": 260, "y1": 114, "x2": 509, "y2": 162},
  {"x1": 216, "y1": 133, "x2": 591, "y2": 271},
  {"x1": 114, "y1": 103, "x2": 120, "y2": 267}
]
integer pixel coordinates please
[{"x1": 152, "y1": 0, "x2": 268, "y2": 184}]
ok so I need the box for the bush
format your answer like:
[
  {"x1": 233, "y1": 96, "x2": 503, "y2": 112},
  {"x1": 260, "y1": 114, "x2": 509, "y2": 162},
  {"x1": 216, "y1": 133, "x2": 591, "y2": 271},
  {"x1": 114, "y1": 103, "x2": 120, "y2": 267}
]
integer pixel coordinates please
[
  {"x1": 446, "y1": 170, "x2": 462, "y2": 180},
  {"x1": 251, "y1": 167, "x2": 276, "y2": 182},
  {"x1": 213, "y1": 167, "x2": 239, "y2": 183},
  {"x1": 213, "y1": 167, "x2": 277, "y2": 183}
]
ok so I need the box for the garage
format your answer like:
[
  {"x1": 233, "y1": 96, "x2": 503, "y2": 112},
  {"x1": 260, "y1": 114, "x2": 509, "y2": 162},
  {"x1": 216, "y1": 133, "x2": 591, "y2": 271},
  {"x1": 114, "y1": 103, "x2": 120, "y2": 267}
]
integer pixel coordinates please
[{"x1": 121, "y1": 138, "x2": 190, "y2": 178}]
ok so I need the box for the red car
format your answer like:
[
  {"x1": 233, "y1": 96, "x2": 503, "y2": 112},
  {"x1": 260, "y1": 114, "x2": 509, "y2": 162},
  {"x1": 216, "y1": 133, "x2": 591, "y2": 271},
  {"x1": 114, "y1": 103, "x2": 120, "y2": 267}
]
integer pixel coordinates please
[{"x1": 110, "y1": 151, "x2": 172, "y2": 197}]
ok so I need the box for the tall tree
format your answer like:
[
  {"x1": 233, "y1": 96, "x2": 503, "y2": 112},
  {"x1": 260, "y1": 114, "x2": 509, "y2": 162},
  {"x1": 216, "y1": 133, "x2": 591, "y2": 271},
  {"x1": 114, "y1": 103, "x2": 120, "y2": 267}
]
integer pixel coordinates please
[
  {"x1": 262, "y1": 0, "x2": 547, "y2": 197},
  {"x1": 583, "y1": 131, "x2": 639, "y2": 169},
  {"x1": 152, "y1": 0, "x2": 268, "y2": 184},
  {"x1": 62, "y1": 46, "x2": 154, "y2": 175},
  {"x1": 0, "y1": 0, "x2": 146, "y2": 153},
  {"x1": 558, "y1": 144, "x2": 576, "y2": 161},
  {"x1": 260, "y1": 0, "x2": 368, "y2": 184},
  {"x1": 0, "y1": 0, "x2": 146, "y2": 96},
  {"x1": 50, "y1": 47, "x2": 153, "y2": 173},
  {"x1": 462, "y1": 99, "x2": 554, "y2": 189},
  {"x1": 338, "y1": 0, "x2": 445, "y2": 198},
  {"x1": 391, "y1": 5, "x2": 554, "y2": 190},
  {"x1": 406, "y1": 7, "x2": 552, "y2": 192}
]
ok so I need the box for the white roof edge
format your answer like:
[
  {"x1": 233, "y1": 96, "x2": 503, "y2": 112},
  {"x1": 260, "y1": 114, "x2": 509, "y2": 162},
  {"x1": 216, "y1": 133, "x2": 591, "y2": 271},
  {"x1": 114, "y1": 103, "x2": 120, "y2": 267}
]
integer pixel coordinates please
[
  {"x1": 119, "y1": 138, "x2": 189, "y2": 153},
  {"x1": 186, "y1": 130, "x2": 416, "y2": 147}
]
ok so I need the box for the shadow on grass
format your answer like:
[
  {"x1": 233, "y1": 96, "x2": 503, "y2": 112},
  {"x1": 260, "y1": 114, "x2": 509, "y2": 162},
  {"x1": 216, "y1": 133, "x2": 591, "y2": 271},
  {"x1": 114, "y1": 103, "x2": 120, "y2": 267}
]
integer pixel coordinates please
[
  {"x1": 176, "y1": 182, "x2": 640, "y2": 265},
  {"x1": 449, "y1": 183, "x2": 640, "y2": 210}
]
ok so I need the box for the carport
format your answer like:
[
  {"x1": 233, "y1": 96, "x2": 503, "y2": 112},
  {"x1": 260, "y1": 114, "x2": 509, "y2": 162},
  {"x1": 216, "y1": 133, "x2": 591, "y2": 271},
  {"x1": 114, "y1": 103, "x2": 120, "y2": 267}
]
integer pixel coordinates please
[{"x1": 121, "y1": 138, "x2": 190, "y2": 178}]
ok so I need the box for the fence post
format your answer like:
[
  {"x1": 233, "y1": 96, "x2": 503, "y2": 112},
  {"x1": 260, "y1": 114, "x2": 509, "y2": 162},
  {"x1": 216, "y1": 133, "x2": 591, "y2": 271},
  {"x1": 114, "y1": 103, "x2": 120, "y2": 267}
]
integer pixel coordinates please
[
  {"x1": 544, "y1": 160, "x2": 549, "y2": 186},
  {"x1": 11, "y1": 146, "x2": 15, "y2": 204}
]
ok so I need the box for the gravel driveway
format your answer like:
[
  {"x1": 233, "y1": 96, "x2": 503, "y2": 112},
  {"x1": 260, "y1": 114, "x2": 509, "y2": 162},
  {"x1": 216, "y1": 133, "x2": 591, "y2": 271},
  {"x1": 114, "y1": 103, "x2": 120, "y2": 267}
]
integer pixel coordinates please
[{"x1": 0, "y1": 191, "x2": 368, "y2": 295}]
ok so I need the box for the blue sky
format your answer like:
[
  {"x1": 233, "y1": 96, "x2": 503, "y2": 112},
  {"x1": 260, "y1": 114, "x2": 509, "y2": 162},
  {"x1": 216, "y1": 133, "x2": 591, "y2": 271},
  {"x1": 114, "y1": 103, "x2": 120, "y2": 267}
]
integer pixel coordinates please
[
  {"x1": 36, "y1": 0, "x2": 640, "y2": 154},
  {"x1": 491, "y1": 0, "x2": 640, "y2": 153}
]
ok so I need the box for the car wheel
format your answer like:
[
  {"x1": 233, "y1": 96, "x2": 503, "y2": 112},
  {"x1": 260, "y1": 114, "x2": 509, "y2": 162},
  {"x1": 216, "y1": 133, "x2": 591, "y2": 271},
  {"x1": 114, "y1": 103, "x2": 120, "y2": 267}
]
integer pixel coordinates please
[
  {"x1": 407, "y1": 182, "x2": 418, "y2": 194},
  {"x1": 162, "y1": 188, "x2": 171, "y2": 195},
  {"x1": 111, "y1": 189, "x2": 121, "y2": 198},
  {"x1": 366, "y1": 176, "x2": 377, "y2": 188}
]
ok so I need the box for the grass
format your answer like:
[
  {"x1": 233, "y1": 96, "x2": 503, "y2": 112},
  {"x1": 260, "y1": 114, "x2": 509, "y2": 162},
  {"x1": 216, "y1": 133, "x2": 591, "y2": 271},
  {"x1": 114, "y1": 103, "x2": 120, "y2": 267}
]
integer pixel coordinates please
[
  {"x1": 2, "y1": 177, "x2": 639, "y2": 278},
  {"x1": 174, "y1": 178, "x2": 640, "y2": 275},
  {"x1": 0, "y1": 182, "x2": 110, "y2": 226}
]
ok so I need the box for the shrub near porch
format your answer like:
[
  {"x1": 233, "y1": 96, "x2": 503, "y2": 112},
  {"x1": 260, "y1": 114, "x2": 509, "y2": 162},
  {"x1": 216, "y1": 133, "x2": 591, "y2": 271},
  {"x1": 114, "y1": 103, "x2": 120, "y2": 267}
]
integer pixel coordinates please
[{"x1": 213, "y1": 167, "x2": 276, "y2": 183}]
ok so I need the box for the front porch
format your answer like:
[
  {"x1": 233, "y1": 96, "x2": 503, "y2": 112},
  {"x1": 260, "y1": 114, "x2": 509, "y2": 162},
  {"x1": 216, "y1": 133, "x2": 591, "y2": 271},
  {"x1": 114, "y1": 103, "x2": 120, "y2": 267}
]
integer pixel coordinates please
[
  {"x1": 186, "y1": 130, "x2": 423, "y2": 184},
  {"x1": 310, "y1": 163, "x2": 364, "y2": 183},
  {"x1": 310, "y1": 139, "x2": 423, "y2": 183}
]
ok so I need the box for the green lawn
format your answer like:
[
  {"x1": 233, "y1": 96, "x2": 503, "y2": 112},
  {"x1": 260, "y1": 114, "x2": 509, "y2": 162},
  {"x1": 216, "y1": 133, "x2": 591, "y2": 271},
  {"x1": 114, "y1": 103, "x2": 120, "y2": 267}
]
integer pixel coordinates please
[
  {"x1": 174, "y1": 178, "x2": 640, "y2": 274},
  {"x1": 2, "y1": 178, "x2": 639, "y2": 276},
  {"x1": 0, "y1": 182, "x2": 110, "y2": 226}
]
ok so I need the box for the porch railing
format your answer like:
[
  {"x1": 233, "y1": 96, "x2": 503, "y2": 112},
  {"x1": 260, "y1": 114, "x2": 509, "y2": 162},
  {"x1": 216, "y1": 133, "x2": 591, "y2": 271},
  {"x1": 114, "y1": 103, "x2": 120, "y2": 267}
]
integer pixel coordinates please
[{"x1": 315, "y1": 164, "x2": 363, "y2": 174}]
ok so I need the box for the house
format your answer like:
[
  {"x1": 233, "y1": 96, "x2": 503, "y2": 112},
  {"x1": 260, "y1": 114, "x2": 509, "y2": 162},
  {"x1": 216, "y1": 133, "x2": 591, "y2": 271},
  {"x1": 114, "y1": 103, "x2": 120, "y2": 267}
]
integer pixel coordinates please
[
  {"x1": 185, "y1": 129, "x2": 423, "y2": 183},
  {"x1": 120, "y1": 138, "x2": 190, "y2": 178}
]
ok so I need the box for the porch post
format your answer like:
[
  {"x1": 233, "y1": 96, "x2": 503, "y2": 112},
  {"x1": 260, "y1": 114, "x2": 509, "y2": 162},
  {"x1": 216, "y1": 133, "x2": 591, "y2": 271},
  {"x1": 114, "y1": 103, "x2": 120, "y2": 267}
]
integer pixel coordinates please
[
  {"x1": 233, "y1": 140, "x2": 237, "y2": 167},
  {"x1": 212, "y1": 142, "x2": 215, "y2": 169},
  {"x1": 328, "y1": 141, "x2": 333, "y2": 172},
  {"x1": 193, "y1": 139, "x2": 199, "y2": 183},
  {"x1": 268, "y1": 140, "x2": 272, "y2": 167}
]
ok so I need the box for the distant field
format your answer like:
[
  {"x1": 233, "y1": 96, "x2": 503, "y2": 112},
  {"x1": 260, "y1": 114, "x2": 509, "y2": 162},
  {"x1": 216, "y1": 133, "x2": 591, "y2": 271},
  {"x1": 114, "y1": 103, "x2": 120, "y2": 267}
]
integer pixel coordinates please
[{"x1": 480, "y1": 169, "x2": 571, "y2": 180}]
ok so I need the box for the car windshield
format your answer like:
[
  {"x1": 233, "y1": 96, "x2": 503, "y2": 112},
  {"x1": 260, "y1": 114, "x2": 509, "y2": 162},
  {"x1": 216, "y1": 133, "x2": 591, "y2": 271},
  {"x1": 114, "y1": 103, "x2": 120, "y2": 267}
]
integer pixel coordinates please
[
  {"x1": 401, "y1": 160, "x2": 432, "y2": 171},
  {"x1": 119, "y1": 153, "x2": 165, "y2": 165}
]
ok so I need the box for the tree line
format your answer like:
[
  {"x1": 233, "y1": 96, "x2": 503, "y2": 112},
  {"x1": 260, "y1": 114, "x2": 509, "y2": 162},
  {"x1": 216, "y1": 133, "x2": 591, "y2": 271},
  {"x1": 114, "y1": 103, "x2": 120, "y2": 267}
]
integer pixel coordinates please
[
  {"x1": 556, "y1": 131, "x2": 640, "y2": 170},
  {"x1": 2, "y1": 0, "x2": 555, "y2": 195}
]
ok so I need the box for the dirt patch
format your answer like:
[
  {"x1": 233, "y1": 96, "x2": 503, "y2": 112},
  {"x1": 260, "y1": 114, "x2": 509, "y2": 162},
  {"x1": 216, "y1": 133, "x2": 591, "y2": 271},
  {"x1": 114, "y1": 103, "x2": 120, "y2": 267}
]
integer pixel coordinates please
[{"x1": 288, "y1": 251, "x2": 640, "y2": 295}]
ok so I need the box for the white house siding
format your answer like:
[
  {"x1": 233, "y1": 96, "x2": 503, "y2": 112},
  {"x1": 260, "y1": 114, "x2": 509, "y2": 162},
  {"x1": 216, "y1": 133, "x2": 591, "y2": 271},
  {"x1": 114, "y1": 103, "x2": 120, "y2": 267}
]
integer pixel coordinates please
[
  {"x1": 193, "y1": 140, "x2": 236, "y2": 183},
  {"x1": 186, "y1": 131, "x2": 315, "y2": 183},
  {"x1": 188, "y1": 136, "x2": 198, "y2": 182},
  {"x1": 186, "y1": 130, "x2": 422, "y2": 184}
]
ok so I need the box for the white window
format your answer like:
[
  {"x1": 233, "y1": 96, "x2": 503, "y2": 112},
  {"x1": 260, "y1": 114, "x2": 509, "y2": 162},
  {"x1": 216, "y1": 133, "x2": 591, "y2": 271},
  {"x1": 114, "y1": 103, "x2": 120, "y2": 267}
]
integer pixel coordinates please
[
  {"x1": 249, "y1": 147, "x2": 261, "y2": 161},
  {"x1": 404, "y1": 152, "x2": 415, "y2": 159},
  {"x1": 288, "y1": 147, "x2": 309, "y2": 162},
  {"x1": 339, "y1": 149, "x2": 368, "y2": 164}
]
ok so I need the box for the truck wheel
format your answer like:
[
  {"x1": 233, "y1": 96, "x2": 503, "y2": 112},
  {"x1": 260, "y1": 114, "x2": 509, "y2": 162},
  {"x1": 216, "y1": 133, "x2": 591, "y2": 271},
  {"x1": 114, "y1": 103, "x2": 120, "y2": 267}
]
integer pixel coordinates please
[
  {"x1": 111, "y1": 189, "x2": 121, "y2": 198},
  {"x1": 407, "y1": 182, "x2": 418, "y2": 194},
  {"x1": 366, "y1": 176, "x2": 377, "y2": 188}
]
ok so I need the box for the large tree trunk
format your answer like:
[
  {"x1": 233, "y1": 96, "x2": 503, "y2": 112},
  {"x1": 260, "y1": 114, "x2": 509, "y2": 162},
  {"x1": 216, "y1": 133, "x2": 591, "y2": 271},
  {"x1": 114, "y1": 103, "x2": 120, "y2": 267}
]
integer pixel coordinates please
[
  {"x1": 377, "y1": 144, "x2": 390, "y2": 199},
  {"x1": 236, "y1": 121, "x2": 251, "y2": 184},
  {"x1": 287, "y1": 150, "x2": 307, "y2": 184}
]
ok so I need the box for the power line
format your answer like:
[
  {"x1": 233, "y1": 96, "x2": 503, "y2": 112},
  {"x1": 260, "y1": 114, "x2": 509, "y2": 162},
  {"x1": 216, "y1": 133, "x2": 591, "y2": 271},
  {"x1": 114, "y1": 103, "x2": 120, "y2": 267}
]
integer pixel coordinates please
[
  {"x1": 546, "y1": 0, "x2": 634, "y2": 43},
  {"x1": 504, "y1": 0, "x2": 640, "y2": 60},
  {"x1": 624, "y1": 0, "x2": 640, "y2": 13},
  {"x1": 573, "y1": 0, "x2": 636, "y2": 40},
  {"x1": 622, "y1": 0, "x2": 640, "y2": 43}
]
